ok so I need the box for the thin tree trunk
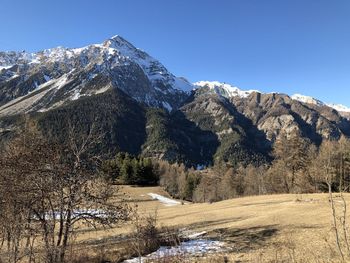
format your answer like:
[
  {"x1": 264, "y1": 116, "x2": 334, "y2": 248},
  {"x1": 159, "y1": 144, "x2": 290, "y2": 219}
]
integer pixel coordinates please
[
  {"x1": 340, "y1": 191, "x2": 350, "y2": 254},
  {"x1": 328, "y1": 182, "x2": 345, "y2": 261}
]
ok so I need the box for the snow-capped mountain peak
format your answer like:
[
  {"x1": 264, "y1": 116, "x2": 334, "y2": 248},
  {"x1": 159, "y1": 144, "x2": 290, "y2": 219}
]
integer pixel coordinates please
[
  {"x1": 105, "y1": 35, "x2": 136, "y2": 49},
  {"x1": 291, "y1": 93, "x2": 350, "y2": 114},
  {"x1": 0, "y1": 35, "x2": 194, "y2": 115},
  {"x1": 103, "y1": 35, "x2": 193, "y2": 93},
  {"x1": 327, "y1": 103, "x2": 350, "y2": 113},
  {"x1": 291, "y1": 94, "x2": 325, "y2": 107},
  {"x1": 194, "y1": 81, "x2": 259, "y2": 98}
]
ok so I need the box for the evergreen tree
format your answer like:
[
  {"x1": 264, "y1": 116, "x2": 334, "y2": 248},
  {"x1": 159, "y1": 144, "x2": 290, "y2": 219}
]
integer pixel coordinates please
[
  {"x1": 103, "y1": 153, "x2": 158, "y2": 185},
  {"x1": 131, "y1": 158, "x2": 141, "y2": 185},
  {"x1": 120, "y1": 154, "x2": 133, "y2": 184}
]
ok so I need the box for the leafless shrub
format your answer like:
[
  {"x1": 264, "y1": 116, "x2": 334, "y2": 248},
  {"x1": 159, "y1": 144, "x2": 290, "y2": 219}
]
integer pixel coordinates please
[
  {"x1": 0, "y1": 118, "x2": 131, "y2": 263},
  {"x1": 130, "y1": 210, "x2": 160, "y2": 262}
]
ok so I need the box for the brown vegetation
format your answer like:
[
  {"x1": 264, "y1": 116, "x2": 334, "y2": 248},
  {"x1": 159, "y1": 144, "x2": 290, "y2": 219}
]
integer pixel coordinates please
[
  {"x1": 0, "y1": 120, "x2": 130, "y2": 263},
  {"x1": 2, "y1": 119, "x2": 350, "y2": 262},
  {"x1": 154, "y1": 131, "x2": 350, "y2": 204}
]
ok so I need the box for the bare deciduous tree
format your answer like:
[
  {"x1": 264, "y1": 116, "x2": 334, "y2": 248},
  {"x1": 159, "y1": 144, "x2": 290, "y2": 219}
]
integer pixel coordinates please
[{"x1": 0, "y1": 119, "x2": 130, "y2": 263}]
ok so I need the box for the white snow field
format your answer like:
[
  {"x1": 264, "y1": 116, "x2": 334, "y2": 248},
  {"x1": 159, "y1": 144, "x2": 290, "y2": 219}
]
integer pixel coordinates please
[
  {"x1": 147, "y1": 193, "x2": 181, "y2": 206},
  {"x1": 124, "y1": 239, "x2": 226, "y2": 263}
]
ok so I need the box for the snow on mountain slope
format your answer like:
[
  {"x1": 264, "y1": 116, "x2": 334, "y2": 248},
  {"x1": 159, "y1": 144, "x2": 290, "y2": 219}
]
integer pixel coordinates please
[
  {"x1": 194, "y1": 81, "x2": 259, "y2": 98},
  {"x1": 291, "y1": 94, "x2": 325, "y2": 107},
  {"x1": 105, "y1": 36, "x2": 193, "y2": 92},
  {"x1": 0, "y1": 73, "x2": 73, "y2": 116},
  {"x1": 1, "y1": 36, "x2": 349, "y2": 118},
  {"x1": 193, "y1": 82, "x2": 350, "y2": 117},
  {"x1": 291, "y1": 93, "x2": 350, "y2": 114},
  {"x1": 327, "y1": 103, "x2": 350, "y2": 113},
  {"x1": 0, "y1": 35, "x2": 192, "y2": 114},
  {"x1": 0, "y1": 36, "x2": 192, "y2": 94}
]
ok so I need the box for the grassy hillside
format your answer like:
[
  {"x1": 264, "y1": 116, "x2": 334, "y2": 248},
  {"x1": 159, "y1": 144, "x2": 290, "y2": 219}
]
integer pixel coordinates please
[{"x1": 73, "y1": 186, "x2": 345, "y2": 262}]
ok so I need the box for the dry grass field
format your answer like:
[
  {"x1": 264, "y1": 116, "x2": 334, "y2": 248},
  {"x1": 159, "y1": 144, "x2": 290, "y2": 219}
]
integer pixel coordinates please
[{"x1": 72, "y1": 186, "x2": 348, "y2": 262}]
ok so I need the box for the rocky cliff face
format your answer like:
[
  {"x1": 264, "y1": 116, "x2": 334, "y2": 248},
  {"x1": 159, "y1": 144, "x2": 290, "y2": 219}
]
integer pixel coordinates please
[
  {"x1": 195, "y1": 81, "x2": 350, "y2": 144},
  {"x1": 230, "y1": 92, "x2": 350, "y2": 143}
]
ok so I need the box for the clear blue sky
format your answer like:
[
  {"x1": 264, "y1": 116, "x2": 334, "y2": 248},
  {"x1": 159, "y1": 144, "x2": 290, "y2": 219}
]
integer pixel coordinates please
[{"x1": 1, "y1": 0, "x2": 350, "y2": 106}]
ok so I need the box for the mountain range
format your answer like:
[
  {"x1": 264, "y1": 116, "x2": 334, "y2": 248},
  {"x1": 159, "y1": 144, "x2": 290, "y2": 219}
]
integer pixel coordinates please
[{"x1": 1, "y1": 35, "x2": 350, "y2": 166}]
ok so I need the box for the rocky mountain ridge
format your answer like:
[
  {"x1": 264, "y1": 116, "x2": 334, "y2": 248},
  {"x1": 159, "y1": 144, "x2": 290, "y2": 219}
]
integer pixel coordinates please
[
  {"x1": 1, "y1": 36, "x2": 350, "y2": 166},
  {"x1": 0, "y1": 35, "x2": 192, "y2": 116}
]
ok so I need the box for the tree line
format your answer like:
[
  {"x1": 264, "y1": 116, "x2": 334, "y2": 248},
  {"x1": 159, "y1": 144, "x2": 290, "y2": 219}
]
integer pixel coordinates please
[
  {"x1": 102, "y1": 130, "x2": 350, "y2": 203},
  {"x1": 102, "y1": 153, "x2": 158, "y2": 185},
  {"x1": 153, "y1": 131, "x2": 350, "y2": 202}
]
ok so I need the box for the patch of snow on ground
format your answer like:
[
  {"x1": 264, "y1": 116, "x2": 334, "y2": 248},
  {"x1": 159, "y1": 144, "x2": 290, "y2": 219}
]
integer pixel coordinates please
[
  {"x1": 0, "y1": 65, "x2": 13, "y2": 70},
  {"x1": 38, "y1": 209, "x2": 109, "y2": 220},
  {"x1": 9, "y1": 74, "x2": 19, "y2": 80},
  {"x1": 123, "y1": 239, "x2": 226, "y2": 263},
  {"x1": 94, "y1": 85, "x2": 111, "y2": 95},
  {"x1": 50, "y1": 74, "x2": 69, "y2": 90},
  {"x1": 196, "y1": 164, "x2": 205, "y2": 170},
  {"x1": 162, "y1": 101, "x2": 172, "y2": 112},
  {"x1": 187, "y1": 231, "x2": 207, "y2": 239},
  {"x1": 71, "y1": 89, "x2": 81, "y2": 100},
  {"x1": 148, "y1": 193, "x2": 181, "y2": 206}
]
